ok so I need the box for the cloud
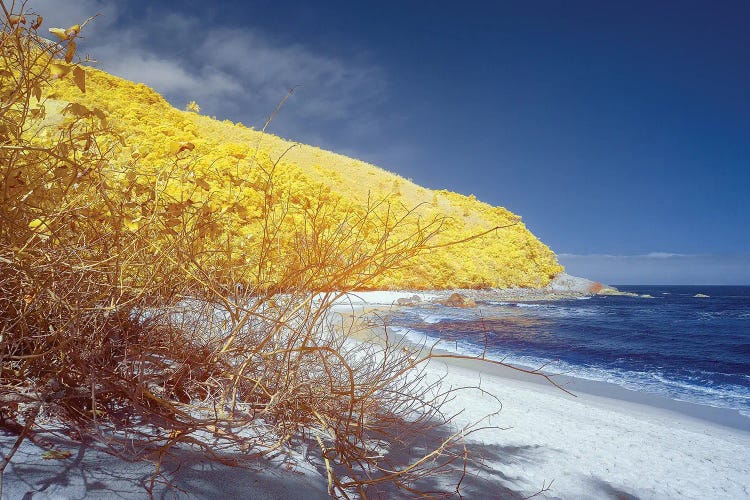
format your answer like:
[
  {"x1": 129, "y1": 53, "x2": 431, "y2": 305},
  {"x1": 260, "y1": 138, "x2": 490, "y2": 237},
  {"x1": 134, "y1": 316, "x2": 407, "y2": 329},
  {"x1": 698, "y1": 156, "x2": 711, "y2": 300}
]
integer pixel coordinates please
[
  {"x1": 26, "y1": 0, "x2": 388, "y2": 151},
  {"x1": 558, "y1": 253, "x2": 750, "y2": 285}
]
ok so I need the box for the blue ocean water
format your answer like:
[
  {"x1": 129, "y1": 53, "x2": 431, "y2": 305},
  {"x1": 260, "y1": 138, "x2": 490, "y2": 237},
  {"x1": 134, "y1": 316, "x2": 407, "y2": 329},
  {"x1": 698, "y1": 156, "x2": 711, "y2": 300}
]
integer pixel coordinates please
[{"x1": 385, "y1": 286, "x2": 750, "y2": 418}]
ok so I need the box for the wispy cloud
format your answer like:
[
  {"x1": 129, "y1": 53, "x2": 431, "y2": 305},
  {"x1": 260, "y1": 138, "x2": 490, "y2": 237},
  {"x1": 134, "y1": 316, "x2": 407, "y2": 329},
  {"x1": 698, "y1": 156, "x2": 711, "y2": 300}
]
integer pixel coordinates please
[
  {"x1": 558, "y1": 253, "x2": 750, "y2": 285},
  {"x1": 28, "y1": 0, "x2": 388, "y2": 151}
]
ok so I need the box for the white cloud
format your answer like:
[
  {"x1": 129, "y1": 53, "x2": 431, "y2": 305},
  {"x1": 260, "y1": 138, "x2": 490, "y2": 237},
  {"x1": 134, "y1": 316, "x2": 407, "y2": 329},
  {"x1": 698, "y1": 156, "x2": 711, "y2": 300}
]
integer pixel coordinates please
[{"x1": 26, "y1": 0, "x2": 387, "y2": 148}]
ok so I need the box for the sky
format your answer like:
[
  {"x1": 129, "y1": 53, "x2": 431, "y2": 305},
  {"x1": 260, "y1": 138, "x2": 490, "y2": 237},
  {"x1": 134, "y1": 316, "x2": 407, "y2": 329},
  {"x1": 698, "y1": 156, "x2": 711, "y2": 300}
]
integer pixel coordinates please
[{"x1": 28, "y1": 0, "x2": 750, "y2": 284}]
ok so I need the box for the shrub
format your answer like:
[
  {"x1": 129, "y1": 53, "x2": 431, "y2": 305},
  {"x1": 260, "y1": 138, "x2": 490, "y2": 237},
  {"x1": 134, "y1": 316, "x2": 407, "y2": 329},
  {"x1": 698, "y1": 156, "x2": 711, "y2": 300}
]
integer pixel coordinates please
[
  {"x1": 0, "y1": 4, "x2": 497, "y2": 498},
  {"x1": 0, "y1": 4, "x2": 567, "y2": 497}
]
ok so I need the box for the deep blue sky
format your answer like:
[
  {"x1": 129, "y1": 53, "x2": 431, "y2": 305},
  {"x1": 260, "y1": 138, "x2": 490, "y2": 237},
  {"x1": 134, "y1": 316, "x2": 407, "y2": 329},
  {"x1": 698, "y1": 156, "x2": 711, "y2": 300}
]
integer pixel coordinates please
[{"x1": 34, "y1": 0, "x2": 750, "y2": 283}]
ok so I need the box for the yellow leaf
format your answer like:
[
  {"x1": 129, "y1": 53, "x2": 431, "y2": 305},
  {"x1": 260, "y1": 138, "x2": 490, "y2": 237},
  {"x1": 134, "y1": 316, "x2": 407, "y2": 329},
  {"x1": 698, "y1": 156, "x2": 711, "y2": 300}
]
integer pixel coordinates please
[
  {"x1": 28, "y1": 218, "x2": 45, "y2": 231},
  {"x1": 9, "y1": 15, "x2": 26, "y2": 26},
  {"x1": 65, "y1": 39, "x2": 76, "y2": 63},
  {"x1": 73, "y1": 66, "x2": 86, "y2": 93},
  {"x1": 41, "y1": 450, "x2": 73, "y2": 460},
  {"x1": 65, "y1": 24, "x2": 81, "y2": 38},
  {"x1": 124, "y1": 217, "x2": 141, "y2": 232},
  {"x1": 49, "y1": 27, "x2": 69, "y2": 40},
  {"x1": 50, "y1": 62, "x2": 71, "y2": 79}
]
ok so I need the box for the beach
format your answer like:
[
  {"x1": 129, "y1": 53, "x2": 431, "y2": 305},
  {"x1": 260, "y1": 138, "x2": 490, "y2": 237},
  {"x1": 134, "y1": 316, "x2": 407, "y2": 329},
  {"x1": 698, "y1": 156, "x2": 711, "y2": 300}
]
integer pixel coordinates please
[
  {"x1": 414, "y1": 354, "x2": 750, "y2": 498},
  {"x1": 3, "y1": 290, "x2": 750, "y2": 499}
]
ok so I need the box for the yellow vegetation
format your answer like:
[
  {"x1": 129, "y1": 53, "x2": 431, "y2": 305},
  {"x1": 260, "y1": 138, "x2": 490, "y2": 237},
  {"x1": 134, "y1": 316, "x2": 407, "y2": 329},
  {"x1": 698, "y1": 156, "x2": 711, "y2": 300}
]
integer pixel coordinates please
[
  {"x1": 42, "y1": 68, "x2": 562, "y2": 290},
  {"x1": 0, "y1": 7, "x2": 565, "y2": 496}
]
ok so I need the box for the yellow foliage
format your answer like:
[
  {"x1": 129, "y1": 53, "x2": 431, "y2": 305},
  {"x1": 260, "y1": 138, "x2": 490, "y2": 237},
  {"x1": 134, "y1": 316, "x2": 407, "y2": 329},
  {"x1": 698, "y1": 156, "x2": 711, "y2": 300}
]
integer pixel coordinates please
[
  {"x1": 41, "y1": 67, "x2": 561, "y2": 290},
  {"x1": 0, "y1": 8, "x2": 562, "y2": 495}
]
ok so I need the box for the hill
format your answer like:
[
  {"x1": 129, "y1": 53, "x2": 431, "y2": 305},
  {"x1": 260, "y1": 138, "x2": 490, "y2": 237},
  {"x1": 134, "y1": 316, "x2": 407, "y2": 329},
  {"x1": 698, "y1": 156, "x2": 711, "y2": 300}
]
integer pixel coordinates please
[{"x1": 44, "y1": 66, "x2": 562, "y2": 289}]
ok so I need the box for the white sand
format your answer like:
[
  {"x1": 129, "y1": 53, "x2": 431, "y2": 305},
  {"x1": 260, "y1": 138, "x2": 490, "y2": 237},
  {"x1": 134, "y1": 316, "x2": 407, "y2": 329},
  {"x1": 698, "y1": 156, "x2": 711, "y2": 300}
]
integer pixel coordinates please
[
  {"x1": 5, "y1": 358, "x2": 748, "y2": 499},
  {"x1": 0, "y1": 432, "x2": 329, "y2": 499},
  {"x1": 419, "y1": 357, "x2": 750, "y2": 499},
  {"x1": 4, "y1": 300, "x2": 749, "y2": 498}
]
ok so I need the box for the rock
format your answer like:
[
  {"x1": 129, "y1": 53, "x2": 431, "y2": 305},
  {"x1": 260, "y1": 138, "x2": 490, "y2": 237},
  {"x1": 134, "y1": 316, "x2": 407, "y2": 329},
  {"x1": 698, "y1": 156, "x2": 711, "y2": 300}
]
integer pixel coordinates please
[
  {"x1": 396, "y1": 295, "x2": 422, "y2": 306},
  {"x1": 439, "y1": 293, "x2": 477, "y2": 308},
  {"x1": 547, "y1": 273, "x2": 613, "y2": 295}
]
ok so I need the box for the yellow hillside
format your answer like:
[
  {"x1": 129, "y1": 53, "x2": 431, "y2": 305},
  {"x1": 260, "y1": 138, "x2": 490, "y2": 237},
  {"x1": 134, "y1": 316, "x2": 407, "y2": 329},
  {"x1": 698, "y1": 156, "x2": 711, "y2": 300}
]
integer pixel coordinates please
[{"x1": 44, "y1": 67, "x2": 562, "y2": 289}]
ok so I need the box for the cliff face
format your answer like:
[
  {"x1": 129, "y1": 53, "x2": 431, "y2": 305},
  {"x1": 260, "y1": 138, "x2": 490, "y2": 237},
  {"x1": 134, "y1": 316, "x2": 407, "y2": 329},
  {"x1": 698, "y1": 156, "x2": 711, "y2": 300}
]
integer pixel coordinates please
[{"x1": 47, "y1": 68, "x2": 562, "y2": 289}]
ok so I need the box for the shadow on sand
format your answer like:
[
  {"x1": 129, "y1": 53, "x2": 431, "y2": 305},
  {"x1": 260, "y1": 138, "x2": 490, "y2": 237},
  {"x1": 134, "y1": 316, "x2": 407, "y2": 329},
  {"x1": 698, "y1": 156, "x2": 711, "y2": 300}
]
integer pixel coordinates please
[{"x1": 4, "y1": 424, "x2": 641, "y2": 499}]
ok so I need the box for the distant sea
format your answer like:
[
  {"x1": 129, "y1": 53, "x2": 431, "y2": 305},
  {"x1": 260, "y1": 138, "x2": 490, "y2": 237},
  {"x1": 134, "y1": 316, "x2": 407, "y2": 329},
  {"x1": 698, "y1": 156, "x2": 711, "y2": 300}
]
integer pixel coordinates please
[{"x1": 385, "y1": 286, "x2": 750, "y2": 418}]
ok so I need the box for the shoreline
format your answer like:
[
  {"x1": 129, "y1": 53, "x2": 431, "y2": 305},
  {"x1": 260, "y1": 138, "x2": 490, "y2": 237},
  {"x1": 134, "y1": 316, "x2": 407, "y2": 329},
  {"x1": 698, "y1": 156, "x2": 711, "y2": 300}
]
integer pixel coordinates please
[
  {"x1": 332, "y1": 289, "x2": 750, "y2": 433},
  {"x1": 421, "y1": 351, "x2": 750, "y2": 498},
  {"x1": 354, "y1": 316, "x2": 750, "y2": 434},
  {"x1": 3, "y1": 289, "x2": 748, "y2": 498},
  {"x1": 426, "y1": 342, "x2": 750, "y2": 434},
  {"x1": 4, "y1": 288, "x2": 747, "y2": 499},
  {"x1": 339, "y1": 308, "x2": 750, "y2": 497}
]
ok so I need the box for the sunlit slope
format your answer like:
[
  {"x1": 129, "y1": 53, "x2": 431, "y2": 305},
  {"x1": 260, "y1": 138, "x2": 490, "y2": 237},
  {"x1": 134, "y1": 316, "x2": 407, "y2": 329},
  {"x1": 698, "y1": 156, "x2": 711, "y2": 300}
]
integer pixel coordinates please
[{"x1": 48, "y1": 67, "x2": 562, "y2": 289}]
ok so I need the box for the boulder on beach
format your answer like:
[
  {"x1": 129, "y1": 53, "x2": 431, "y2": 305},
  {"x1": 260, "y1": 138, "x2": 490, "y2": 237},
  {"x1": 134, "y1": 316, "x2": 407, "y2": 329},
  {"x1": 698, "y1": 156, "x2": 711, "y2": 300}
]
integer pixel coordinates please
[
  {"x1": 438, "y1": 293, "x2": 477, "y2": 308},
  {"x1": 396, "y1": 295, "x2": 422, "y2": 306}
]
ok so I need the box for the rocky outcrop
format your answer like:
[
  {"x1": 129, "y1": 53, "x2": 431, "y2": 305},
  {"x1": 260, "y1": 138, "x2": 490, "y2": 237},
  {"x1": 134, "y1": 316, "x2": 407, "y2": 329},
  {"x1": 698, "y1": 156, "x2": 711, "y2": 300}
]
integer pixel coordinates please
[
  {"x1": 546, "y1": 273, "x2": 613, "y2": 295},
  {"x1": 435, "y1": 293, "x2": 477, "y2": 308},
  {"x1": 396, "y1": 295, "x2": 423, "y2": 306}
]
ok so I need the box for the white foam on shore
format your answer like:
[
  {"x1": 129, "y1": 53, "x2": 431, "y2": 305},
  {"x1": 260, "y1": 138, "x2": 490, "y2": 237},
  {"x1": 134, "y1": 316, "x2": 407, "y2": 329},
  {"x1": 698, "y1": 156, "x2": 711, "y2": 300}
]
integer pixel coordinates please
[
  {"x1": 393, "y1": 325, "x2": 750, "y2": 417},
  {"x1": 417, "y1": 312, "x2": 444, "y2": 324}
]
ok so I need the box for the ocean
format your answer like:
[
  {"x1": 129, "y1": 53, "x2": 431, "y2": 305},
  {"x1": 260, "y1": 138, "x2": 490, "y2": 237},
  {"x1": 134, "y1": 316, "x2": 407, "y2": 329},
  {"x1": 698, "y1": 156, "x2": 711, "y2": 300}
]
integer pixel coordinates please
[{"x1": 384, "y1": 286, "x2": 750, "y2": 419}]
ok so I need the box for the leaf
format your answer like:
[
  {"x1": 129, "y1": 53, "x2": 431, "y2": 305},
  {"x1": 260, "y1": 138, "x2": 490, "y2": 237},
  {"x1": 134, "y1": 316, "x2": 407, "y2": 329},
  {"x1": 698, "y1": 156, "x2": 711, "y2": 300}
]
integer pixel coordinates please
[
  {"x1": 176, "y1": 142, "x2": 195, "y2": 154},
  {"x1": 29, "y1": 107, "x2": 45, "y2": 120},
  {"x1": 73, "y1": 66, "x2": 86, "y2": 93},
  {"x1": 62, "y1": 102, "x2": 90, "y2": 117},
  {"x1": 124, "y1": 217, "x2": 141, "y2": 232},
  {"x1": 41, "y1": 450, "x2": 73, "y2": 460},
  {"x1": 32, "y1": 16, "x2": 43, "y2": 30},
  {"x1": 49, "y1": 62, "x2": 72, "y2": 79},
  {"x1": 232, "y1": 203, "x2": 250, "y2": 220},
  {"x1": 9, "y1": 15, "x2": 26, "y2": 26},
  {"x1": 28, "y1": 219, "x2": 51, "y2": 240},
  {"x1": 92, "y1": 108, "x2": 107, "y2": 126},
  {"x1": 31, "y1": 83, "x2": 42, "y2": 102},
  {"x1": 49, "y1": 27, "x2": 69, "y2": 40},
  {"x1": 64, "y1": 39, "x2": 76, "y2": 63},
  {"x1": 65, "y1": 24, "x2": 81, "y2": 38},
  {"x1": 165, "y1": 202, "x2": 185, "y2": 215},
  {"x1": 195, "y1": 177, "x2": 211, "y2": 191},
  {"x1": 168, "y1": 429, "x2": 184, "y2": 439},
  {"x1": 53, "y1": 165, "x2": 71, "y2": 181}
]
